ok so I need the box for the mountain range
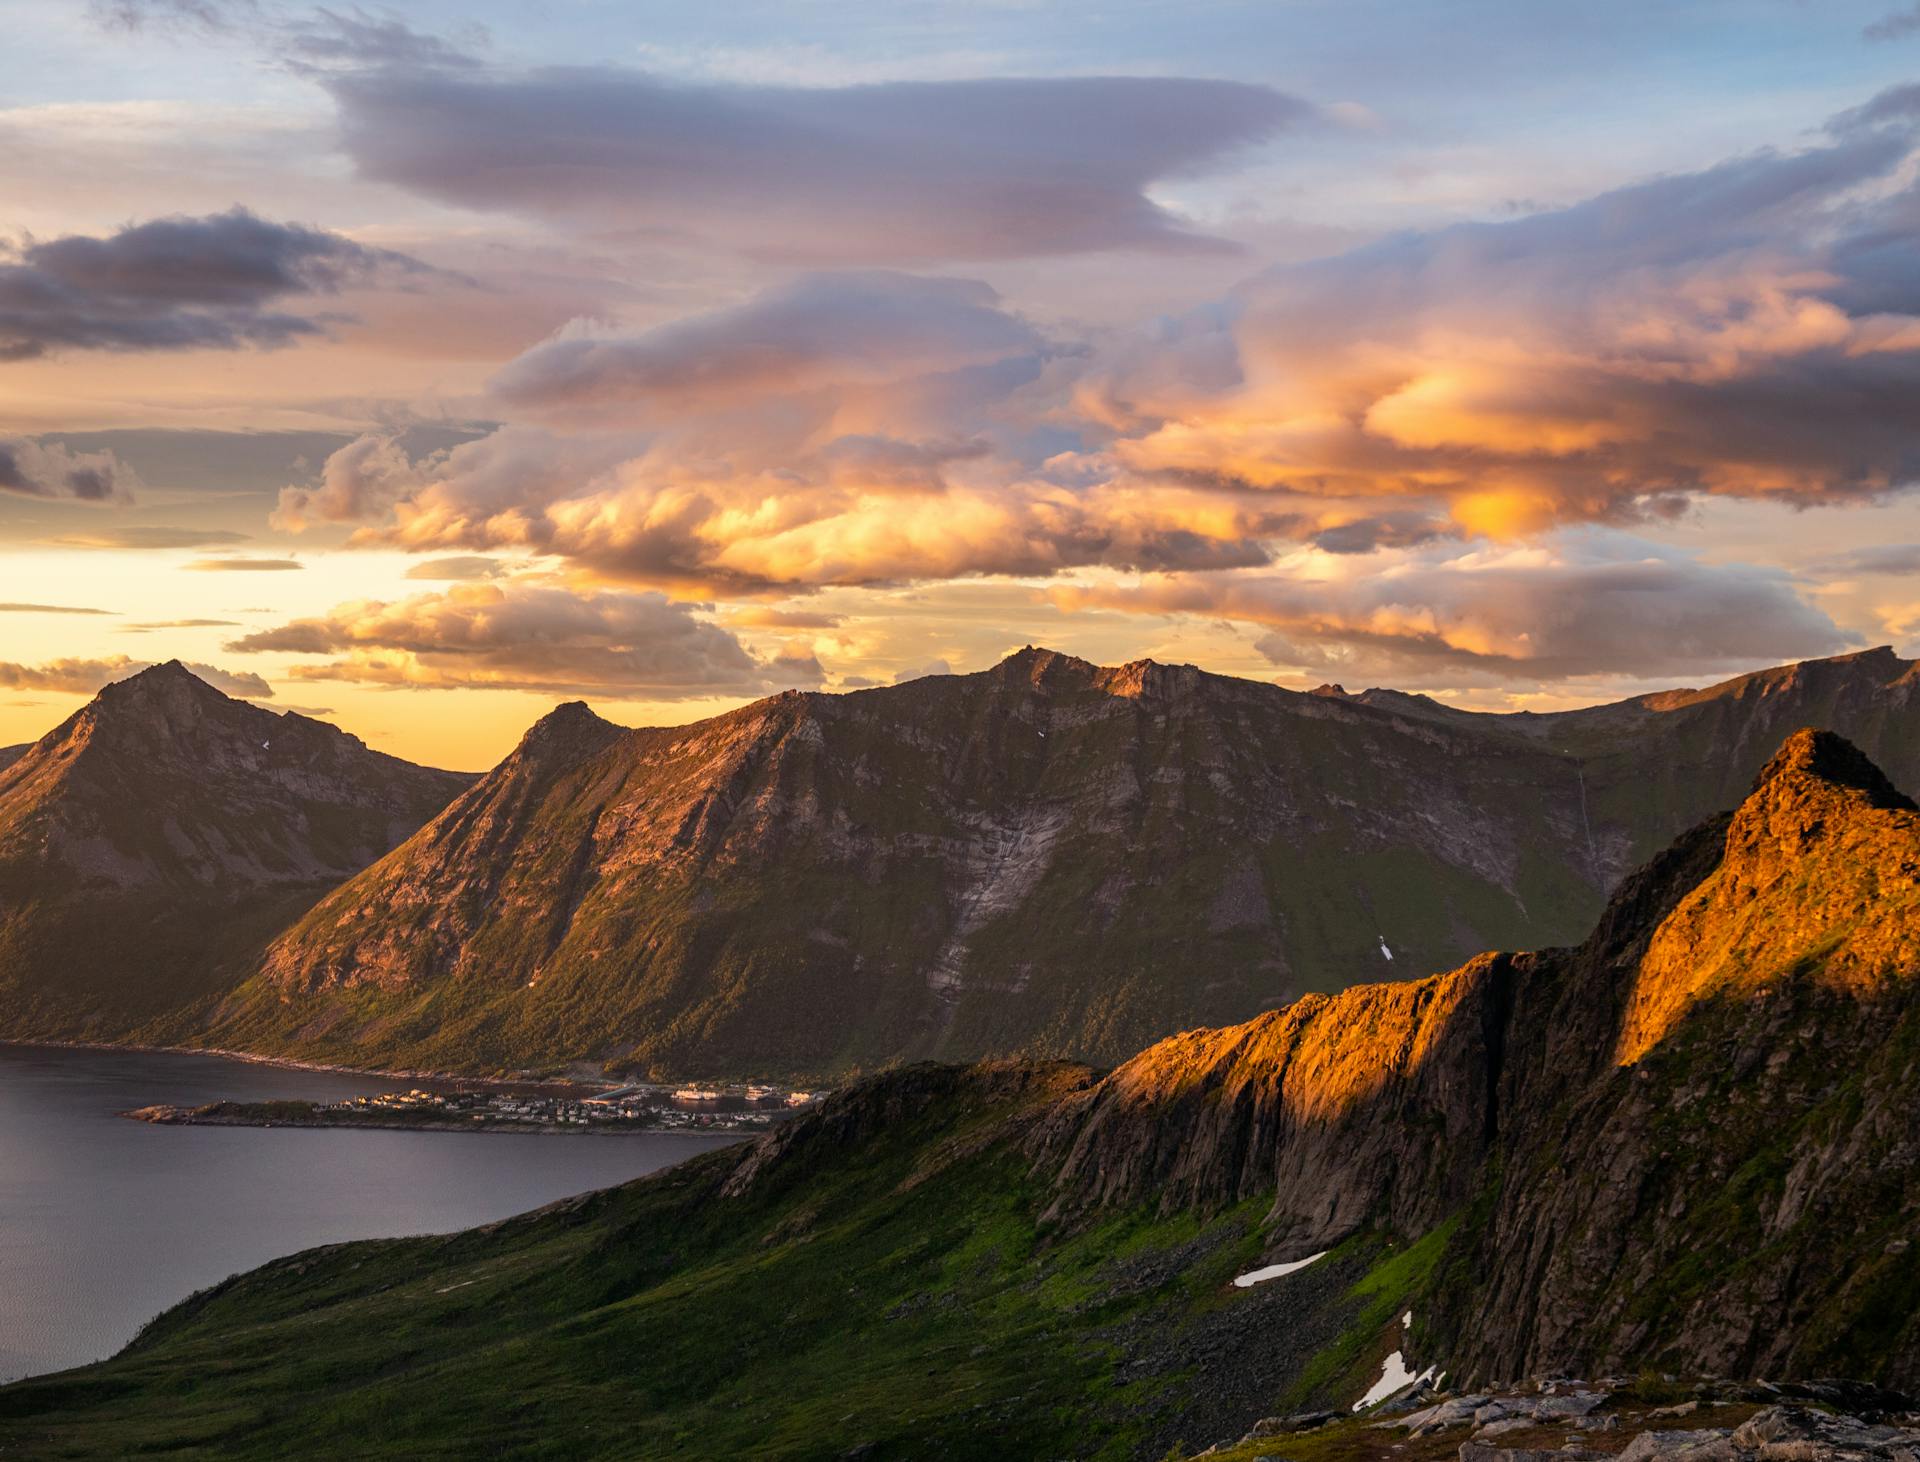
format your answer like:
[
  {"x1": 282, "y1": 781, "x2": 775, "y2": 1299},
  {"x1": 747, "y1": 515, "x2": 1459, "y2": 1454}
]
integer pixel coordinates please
[
  {"x1": 6, "y1": 727, "x2": 1916, "y2": 1457},
  {"x1": 5, "y1": 646, "x2": 1920, "y2": 1077}
]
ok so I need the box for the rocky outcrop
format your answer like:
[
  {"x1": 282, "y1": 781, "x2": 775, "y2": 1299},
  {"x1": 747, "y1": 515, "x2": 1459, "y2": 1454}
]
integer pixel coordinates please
[
  {"x1": 1030, "y1": 953, "x2": 1514, "y2": 1243},
  {"x1": 1025, "y1": 729, "x2": 1920, "y2": 1391}
]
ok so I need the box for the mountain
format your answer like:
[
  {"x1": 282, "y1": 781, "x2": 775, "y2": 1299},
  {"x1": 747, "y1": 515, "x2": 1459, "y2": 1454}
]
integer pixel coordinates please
[
  {"x1": 0, "y1": 662, "x2": 473, "y2": 1038},
  {"x1": 9, "y1": 729, "x2": 1919, "y2": 1458},
  {"x1": 0, "y1": 745, "x2": 27, "y2": 774},
  {"x1": 195, "y1": 644, "x2": 1920, "y2": 1080}
]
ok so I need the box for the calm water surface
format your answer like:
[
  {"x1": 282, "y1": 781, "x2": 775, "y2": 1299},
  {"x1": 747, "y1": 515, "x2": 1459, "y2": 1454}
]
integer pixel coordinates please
[{"x1": 0, "y1": 1044, "x2": 737, "y2": 1381}]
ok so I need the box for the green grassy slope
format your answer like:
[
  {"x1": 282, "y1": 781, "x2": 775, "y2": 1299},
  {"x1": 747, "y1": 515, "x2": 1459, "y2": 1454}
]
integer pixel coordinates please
[{"x1": 0, "y1": 1065, "x2": 1449, "y2": 1460}]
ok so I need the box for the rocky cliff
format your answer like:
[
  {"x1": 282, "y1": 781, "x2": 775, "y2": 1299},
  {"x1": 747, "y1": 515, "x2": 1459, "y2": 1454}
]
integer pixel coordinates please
[
  {"x1": 0, "y1": 662, "x2": 472, "y2": 1037},
  {"x1": 1030, "y1": 728, "x2": 1920, "y2": 1388}
]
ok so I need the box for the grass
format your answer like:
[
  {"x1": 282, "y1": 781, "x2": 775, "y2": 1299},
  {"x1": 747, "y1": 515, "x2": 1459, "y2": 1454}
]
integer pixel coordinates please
[{"x1": 0, "y1": 1068, "x2": 1457, "y2": 1460}]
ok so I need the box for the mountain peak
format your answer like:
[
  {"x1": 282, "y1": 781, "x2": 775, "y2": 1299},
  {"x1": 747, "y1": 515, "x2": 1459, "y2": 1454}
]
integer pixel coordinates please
[
  {"x1": 1750, "y1": 727, "x2": 1916, "y2": 812},
  {"x1": 511, "y1": 700, "x2": 623, "y2": 765},
  {"x1": 99, "y1": 659, "x2": 226, "y2": 702}
]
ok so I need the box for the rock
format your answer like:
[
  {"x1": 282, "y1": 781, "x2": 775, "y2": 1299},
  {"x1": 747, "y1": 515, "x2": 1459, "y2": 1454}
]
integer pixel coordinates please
[
  {"x1": 1478, "y1": 1404, "x2": 1514, "y2": 1424},
  {"x1": 1651, "y1": 1402, "x2": 1701, "y2": 1420},
  {"x1": 1535, "y1": 1393, "x2": 1609, "y2": 1421},
  {"x1": 1398, "y1": 1398, "x2": 1493, "y2": 1433},
  {"x1": 1616, "y1": 1429, "x2": 1734, "y2": 1462},
  {"x1": 1476, "y1": 1419, "x2": 1536, "y2": 1439},
  {"x1": 1753, "y1": 1443, "x2": 1824, "y2": 1462},
  {"x1": 1460, "y1": 1444, "x2": 1601, "y2": 1462},
  {"x1": 1247, "y1": 1411, "x2": 1338, "y2": 1437},
  {"x1": 1734, "y1": 1407, "x2": 1822, "y2": 1448}
]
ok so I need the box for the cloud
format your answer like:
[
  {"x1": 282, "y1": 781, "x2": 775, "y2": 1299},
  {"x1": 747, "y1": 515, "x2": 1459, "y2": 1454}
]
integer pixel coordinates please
[
  {"x1": 281, "y1": 7, "x2": 484, "y2": 72},
  {"x1": 271, "y1": 271, "x2": 1285, "y2": 589},
  {"x1": 1865, "y1": 3, "x2": 1920, "y2": 40},
  {"x1": 0, "y1": 440, "x2": 137, "y2": 502},
  {"x1": 325, "y1": 66, "x2": 1309, "y2": 264},
  {"x1": 183, "y1": 557, "x2": 304, "y2": 571},
  {"x1": 0, "y1": 207, "x2": 428, "y2": 361},
  {"x1": 1059, "y1": 531, "x2": 1856, "y2": 688},
  {"x1": 208, "y1": 79, "x2": 1920, "y2": 705},
  {"x1": 402, "y1": 555, "x2": 504, "y2": 581},
  {"x1": 271, "y1": 431, "x2": 426, "y2": 531},
  {"x1": 0, "y1": 602, "x2": 111, "y2": 614},
  {"x1": 120, "y1": 618, "x2": 241, "y2": 630},
  {"x1": 1083, "y1": 99, "x2": 1920, "y2": 536},
  {"x1": 1811, "y1": 543, "x2": 1920, "y2": 576},
  {"x1": 725, "y1": 607, "x2": 844, "y2": 630},
  {"x1": 291, "y1": 424, "x2": 1285, "y2": 591},
  {"x1": 490, "y1": 271, "x2": 1046, "y2": 427},
  {"x1": 225, "y1": 582, "x2": 827, "y2": 698},
  {"x1": 40, "y1": 526, "x2": 250, "y2": 549},
  {"x1": 0, "y1": 655, "x2": 271, "y2": 698},
  {"x1": 88, "y1": 0, "x2": 248, "y2": 33},
  {"x1": 893, "y1": 659, "x2": 954, "y2": 683}
]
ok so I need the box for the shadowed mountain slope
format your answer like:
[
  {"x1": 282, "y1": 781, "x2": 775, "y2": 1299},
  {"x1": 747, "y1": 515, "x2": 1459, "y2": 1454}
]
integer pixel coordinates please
[
  {"x1": 11, "y1": 731, "x2": 1920, "y2": 1458},
  {"x1": 199, "y1": 644, "x2": 1920, "y2": 1079},
  {"x1": 0, "y1": 663, "x2": 473, "y2": 1037}
]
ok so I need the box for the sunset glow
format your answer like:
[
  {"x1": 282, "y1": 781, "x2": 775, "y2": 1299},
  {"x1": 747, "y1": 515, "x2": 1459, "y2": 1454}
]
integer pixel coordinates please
[{"x1": 8, "y1": 2, "x2": 1920, "y2": 767}]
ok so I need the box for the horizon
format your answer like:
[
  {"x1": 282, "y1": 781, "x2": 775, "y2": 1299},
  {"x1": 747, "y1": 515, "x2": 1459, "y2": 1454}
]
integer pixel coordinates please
[
  {"x1": 7, "y1": 2, "x2": 1920, "y2": 767},
  {"x1": 10, "y1": 639, "x2": 1910, "y2": 774}
]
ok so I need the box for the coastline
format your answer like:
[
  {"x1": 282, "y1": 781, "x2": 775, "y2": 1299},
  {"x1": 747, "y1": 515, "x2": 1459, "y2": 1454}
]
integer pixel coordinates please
[
  {"x1": 119, "y1": 1105, "x2": 753, "y2": 1139},
  {"x1": 0, "y1": 1037, "x2": 609, "y2": 1096}
]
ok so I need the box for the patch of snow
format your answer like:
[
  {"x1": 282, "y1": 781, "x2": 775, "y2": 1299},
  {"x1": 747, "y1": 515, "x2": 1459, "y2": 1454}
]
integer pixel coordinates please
[
  {"x1": 1352, "y1": 1310, "x2": 1431, "y2": 1411},
  {"x1": 1352, "y1": 1353, "x2": 1436, "y2": 1411},
  {"x1": 1378, "y1": 936, "x2": 1394, "y2": 961},
  {"x1": 1232, "y1": 1249, "x2": 1327, "y2": 1288}
]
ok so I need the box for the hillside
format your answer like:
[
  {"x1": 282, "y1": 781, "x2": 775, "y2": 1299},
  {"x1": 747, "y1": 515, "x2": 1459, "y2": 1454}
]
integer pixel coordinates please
[
  {"x1": 196, "y1": 644, "x2": 1920, "y2": 1079},
  {"x1": 0, "y1": 663, "x2": 472, "y2": 1037},
  {"x1": 8, "y1": 729, "x2": 1919, "y2": 1457}
]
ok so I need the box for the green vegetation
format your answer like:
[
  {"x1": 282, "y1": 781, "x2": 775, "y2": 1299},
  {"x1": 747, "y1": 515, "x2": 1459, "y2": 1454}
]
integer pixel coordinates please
[{"x1": 0, "y1": 1071, "x2": 1442, "y2": 1460}]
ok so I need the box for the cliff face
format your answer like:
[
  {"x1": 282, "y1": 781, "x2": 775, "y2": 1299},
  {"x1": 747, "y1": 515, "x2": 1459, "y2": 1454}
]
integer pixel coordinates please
[
  {"x1": 0, "y1": 663, "x2": 472, "y2": 1036},
  {"x1": 1029, "y1": 729, "x2": 1920, "y2": 1389},
  {"x1": 203, "y1": 646, "x2": 1920, "y2": 1079},
  {"x1": 1444, "y1": 730, "x2": 1920, "y2": 1387}
]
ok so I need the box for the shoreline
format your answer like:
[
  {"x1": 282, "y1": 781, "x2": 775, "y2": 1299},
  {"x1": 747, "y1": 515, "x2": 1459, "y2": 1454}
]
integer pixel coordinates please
[
  {"x1": 120, "y1": 1106, "x2": 755, "y2": 1139},
  {"x1": 0, "y1": 1038, "x2": 610, "y2": 1096}
]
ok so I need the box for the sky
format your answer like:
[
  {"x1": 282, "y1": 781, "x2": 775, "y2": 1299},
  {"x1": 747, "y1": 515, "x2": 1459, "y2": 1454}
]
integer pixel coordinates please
[{"x1": 5, "y1": 1, "x2": 1920, "y2": 769}]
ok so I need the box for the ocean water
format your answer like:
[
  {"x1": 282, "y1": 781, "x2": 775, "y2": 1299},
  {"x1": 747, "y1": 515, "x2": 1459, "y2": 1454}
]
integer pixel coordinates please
[{"x1": 0, "y1": 1043, "x2": 736, "y2": 1381}]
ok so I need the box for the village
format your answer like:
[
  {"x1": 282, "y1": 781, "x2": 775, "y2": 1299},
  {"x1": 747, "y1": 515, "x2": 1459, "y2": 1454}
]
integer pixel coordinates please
[
  {"x1": 332, "y1": 1082, "x2": 824, "y2": 1133},
  {"x1": 124, "y1": 1082, "x2": 825, "y2": 1136}
]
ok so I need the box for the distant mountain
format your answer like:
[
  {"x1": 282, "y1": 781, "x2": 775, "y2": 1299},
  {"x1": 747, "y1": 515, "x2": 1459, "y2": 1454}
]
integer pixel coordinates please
[
  {"x1": 0, "y1": 662, "x2": 472, "y2": 1039},
  {"x1": 15, "y1": 730, "x2": 1920, "y2": 1456},
  {"x1": 196, "y1": 644, "x2": 1920, "y2": 1080}
]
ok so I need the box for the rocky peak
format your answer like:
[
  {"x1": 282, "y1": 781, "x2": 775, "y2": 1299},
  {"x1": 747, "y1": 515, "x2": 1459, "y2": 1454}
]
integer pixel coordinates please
[
  {"x1": 991, "y1": 645, "x2": 1100, "y2": 689},
  {"x1": 1615, "y1": 729, "x2": 1920, "y2": 1063},
  {"x1": 509, "y1": 700, "x2": 624, "y2": 768},
  {"x1": 91, "y1": 659, "x2": 239, "y2": 721},
  {"x1": 1749, "y1": 726, "x2": 1916, "y2": 811}
]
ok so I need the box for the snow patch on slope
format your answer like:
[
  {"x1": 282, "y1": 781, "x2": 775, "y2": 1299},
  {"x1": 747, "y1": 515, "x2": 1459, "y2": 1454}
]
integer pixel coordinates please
[{"x1": 1232, "y1": 1250, "x2": 1327, "y2": 1288}]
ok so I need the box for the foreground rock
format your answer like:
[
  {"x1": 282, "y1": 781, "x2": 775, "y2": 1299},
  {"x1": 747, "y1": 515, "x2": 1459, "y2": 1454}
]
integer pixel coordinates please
[{"x1": 1204, "y1": 1379, "x2": 1920, "y2": 1461}]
